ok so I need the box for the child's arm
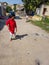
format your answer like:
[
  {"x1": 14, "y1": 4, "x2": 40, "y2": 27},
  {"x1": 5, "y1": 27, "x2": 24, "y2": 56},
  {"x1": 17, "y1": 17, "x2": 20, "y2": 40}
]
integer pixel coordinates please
[
  {"x1": 15, "y1": 24, "x2": 17, "y2": 32},
  {"x1": 6, "y1": 19, "x2": 9, "y2": 29}
]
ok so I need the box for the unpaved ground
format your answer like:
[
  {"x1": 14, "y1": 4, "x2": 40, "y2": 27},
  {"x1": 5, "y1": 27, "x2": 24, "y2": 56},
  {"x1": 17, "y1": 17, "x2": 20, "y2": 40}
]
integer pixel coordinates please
[{"x1": 0, "y1": 18, "x2": 49, "y2": 65}]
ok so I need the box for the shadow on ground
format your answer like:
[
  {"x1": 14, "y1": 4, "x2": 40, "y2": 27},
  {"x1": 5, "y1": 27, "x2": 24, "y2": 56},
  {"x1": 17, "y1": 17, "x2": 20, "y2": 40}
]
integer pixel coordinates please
[
  {"x1": 0, "y1": 19, "x2": 5, "y2": 31},
  {"x1": 12, "y1": 34, "x2": 28, "y2": 40}
]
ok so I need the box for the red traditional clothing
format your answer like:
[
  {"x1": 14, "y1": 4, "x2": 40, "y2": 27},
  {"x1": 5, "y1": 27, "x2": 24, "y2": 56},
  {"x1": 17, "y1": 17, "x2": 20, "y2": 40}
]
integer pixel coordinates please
[{"x1": 6, "y1": 18, "x2": 17, "y2": 34}]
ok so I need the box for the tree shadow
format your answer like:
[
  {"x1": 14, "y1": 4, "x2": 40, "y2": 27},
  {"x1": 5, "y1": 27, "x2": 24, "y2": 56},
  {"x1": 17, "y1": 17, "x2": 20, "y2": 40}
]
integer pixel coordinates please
[
  {"x1": 0, "y1": 19, "x2": 5, "y2": 31},
  {"x1": 12, "y1": 34, "x2": 28, "y2": 40}
]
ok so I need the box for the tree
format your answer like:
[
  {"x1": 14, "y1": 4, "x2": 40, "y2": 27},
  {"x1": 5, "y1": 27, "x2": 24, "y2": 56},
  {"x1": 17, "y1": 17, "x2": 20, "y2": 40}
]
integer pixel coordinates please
[
  {"x1": 6, "y1": 6, "x2": 12, "y2": 13},
  {"x1": 13, "y1": 4, "x2": 17, "y2": 12},
  {"x1": 22, "y1": 0, "x2": 49, "y2": 14}
]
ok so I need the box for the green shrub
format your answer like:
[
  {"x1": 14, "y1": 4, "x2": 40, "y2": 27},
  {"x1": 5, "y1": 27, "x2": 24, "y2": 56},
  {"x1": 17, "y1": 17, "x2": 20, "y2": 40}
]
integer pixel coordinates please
[{"x1": 6, "y1": 6, "x2": 12, "y2": 13}]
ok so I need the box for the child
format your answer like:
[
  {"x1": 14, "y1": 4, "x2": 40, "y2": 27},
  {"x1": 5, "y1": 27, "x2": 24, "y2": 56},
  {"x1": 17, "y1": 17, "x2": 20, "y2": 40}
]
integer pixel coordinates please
[{"x1": 6, "y1": 13, "x2": 17, "y2": 41}]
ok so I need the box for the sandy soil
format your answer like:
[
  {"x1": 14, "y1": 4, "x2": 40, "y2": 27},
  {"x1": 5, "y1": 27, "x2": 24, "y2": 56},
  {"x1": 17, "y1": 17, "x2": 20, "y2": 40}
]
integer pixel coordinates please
[{"x1": 0, "y1": 18, "x2": 49, "y2": 65}]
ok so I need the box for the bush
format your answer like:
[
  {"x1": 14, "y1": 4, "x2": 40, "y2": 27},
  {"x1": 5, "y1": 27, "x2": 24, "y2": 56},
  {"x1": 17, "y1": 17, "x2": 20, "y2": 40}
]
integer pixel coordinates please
[{"x1": 6, "y1": 6, "x2": 12, "y2": 13}]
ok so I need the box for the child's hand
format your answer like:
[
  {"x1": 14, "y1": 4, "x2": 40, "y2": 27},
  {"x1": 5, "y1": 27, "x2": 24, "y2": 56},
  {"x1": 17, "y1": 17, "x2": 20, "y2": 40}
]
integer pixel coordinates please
[{"x1": 7, "y1": 25, "x2": 9, "y2": 29}]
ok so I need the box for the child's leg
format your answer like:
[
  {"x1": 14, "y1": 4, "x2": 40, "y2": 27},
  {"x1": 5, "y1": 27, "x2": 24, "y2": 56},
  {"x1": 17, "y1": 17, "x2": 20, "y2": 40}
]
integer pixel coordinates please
[{"x1": 9, "y1": 32, "x2": 13, "y2": 40}]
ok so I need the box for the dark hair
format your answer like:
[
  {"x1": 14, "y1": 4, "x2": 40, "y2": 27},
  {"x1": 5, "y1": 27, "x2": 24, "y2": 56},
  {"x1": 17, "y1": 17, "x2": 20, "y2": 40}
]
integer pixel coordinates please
[{"x1": 8, "y1": 12, "x2": 15, "y2": 18}]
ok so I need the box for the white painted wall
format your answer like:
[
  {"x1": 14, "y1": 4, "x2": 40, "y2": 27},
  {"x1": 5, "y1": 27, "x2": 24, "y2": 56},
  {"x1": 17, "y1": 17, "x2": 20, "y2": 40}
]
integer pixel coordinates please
[{"x1": 36, "y1": 4, "x2": 49, "y2": 16}]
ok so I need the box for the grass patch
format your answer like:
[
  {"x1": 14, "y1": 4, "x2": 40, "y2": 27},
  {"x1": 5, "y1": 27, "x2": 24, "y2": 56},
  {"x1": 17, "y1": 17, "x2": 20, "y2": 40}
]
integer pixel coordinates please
[{"x1": 27, "y1": 17, "x2": 49, "y2": 32}]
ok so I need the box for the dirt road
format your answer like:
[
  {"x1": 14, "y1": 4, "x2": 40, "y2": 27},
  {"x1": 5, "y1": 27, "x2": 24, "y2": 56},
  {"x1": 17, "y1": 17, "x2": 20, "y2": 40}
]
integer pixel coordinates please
[{"x1": 0, "y1": 18, "x2": 49, "y2": 65}]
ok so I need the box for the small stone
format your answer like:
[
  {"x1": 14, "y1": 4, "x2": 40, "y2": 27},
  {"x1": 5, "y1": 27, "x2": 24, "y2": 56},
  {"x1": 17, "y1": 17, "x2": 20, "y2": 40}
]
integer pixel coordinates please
[
  {"x1": 35, "y1": 33, "x2": 39, "y2": 36},
  {"x1": 34, "y1": 39, "x2": 37, "y2": 41}
]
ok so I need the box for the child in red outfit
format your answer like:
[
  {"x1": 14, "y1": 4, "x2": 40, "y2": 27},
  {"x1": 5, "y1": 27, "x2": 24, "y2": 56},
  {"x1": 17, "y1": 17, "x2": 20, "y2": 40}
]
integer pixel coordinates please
[{"x1": 6, "y1": 14, "x2": 17, "y2": 41}]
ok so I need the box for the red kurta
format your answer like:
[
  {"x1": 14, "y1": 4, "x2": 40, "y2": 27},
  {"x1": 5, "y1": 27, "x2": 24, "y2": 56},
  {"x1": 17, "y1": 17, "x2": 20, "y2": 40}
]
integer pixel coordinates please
[{"x1": 6, "y1": 18, "x2": 17, "y2": 34}]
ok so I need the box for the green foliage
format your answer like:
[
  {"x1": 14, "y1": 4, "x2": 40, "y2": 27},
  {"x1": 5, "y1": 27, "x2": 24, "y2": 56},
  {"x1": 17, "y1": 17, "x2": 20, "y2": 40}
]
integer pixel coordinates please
[
  {"x1": 13, "y1": 4, "x2": 17, "y2": 12},
  {"x1": 22, "y1": 0, "x2": 49, "y2": 13},
  {"x1": 6, "y1": 6, "x2": 12, "y2": 13}
]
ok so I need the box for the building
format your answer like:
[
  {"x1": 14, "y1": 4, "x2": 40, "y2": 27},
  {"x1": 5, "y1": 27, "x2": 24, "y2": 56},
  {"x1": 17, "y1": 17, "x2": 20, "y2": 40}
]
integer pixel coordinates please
[
  {"x1": 36, "y1": 4, "x2": 49, "y2": 16},
  {"x1": 16, "y1": 4, "x2": 26, "y2": 16}
]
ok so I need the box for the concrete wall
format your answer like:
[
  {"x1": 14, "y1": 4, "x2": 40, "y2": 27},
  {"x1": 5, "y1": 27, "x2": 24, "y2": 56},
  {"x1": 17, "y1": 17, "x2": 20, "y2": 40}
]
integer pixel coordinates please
[{"x1": 36, "y1": 4, "x2": 49, "y2": 16}]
